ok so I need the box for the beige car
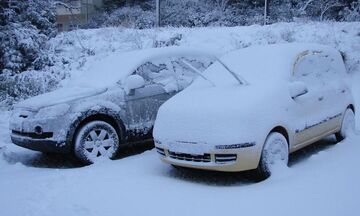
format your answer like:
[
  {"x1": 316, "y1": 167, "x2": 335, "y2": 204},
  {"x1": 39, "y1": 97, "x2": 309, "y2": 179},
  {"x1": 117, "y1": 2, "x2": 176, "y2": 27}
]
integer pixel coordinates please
[{"x1": 153, "y1": 44, "x2": 356, "y2": 179}]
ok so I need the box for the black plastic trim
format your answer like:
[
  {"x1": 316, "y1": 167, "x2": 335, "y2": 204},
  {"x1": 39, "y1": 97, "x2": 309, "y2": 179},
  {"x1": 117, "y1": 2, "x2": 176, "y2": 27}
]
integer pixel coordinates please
[{"x1": 12, "y1": 130, "x2": 53, "y2": 139}]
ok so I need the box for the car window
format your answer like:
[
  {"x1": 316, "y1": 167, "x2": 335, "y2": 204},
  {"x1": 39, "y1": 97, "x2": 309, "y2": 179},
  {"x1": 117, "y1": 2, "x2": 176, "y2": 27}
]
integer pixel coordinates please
[
  {"x1": 293, "y1": 51, "x2": 340, "y2": 88},
  {"x1": 134, "y1": 57, "x2": 213, "y2": 93}
]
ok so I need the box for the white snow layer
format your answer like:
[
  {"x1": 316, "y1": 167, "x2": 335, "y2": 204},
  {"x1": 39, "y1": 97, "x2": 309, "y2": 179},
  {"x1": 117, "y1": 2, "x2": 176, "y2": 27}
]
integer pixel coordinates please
[
  {"x1": 66, "y1": 47, "x2": 219, "y2": 88},
  {"x1": 1, "y1": 22, "x2": 360, "y2": 216},
  {"x1": 152, "y1": 43, "x2": 351, "y2": 145}
]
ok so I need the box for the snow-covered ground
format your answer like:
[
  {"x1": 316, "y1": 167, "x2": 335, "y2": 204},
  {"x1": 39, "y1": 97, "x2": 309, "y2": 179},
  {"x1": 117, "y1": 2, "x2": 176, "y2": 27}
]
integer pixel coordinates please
[
  {"x1": 0, "y1": 111, "x2": 360, "y2": 216},
  {"x1": 1, "y1": 22, "x2": 360, "y2": 216}
]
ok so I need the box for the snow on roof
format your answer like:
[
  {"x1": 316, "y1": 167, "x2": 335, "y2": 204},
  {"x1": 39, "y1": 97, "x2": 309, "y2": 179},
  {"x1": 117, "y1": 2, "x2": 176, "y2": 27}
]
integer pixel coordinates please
[
  {"x1": 221, "y1": 43, "x2": 339, "y2": 83},
  {"x1": 69, "y1": 46, "x2": 220, "y2": 88}
]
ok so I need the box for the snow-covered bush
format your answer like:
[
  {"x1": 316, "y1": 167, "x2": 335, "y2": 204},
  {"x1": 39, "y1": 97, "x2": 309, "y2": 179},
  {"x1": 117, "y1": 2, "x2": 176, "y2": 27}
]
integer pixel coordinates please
[
  {"x1": 91, "y1": 0, "x2": 360, "y2": 29},
  {"x1": 298, "y1": 0, "x2": 349, "y2": 21},
  {"x1": 153, "y1": 34, "x2": 183, "y2": 47},
  {"x1": 341, "y1": 0, "x2": 360, "y2": 21},
  {"x1": 0, "y1": 0, "x2": 56, "y2": 75},
  {"x1": 104, "y1": 6, "x2": 155, "y2": 29},
  {"x1": 159, "y1": 0, "x2": 265, "y2": 27},
  {"x1": 0, "y1": 0, "x2": 57, "y2": 105},
  {"x1": 0, "y1": 70, "x2": 60, "y2": 106}
]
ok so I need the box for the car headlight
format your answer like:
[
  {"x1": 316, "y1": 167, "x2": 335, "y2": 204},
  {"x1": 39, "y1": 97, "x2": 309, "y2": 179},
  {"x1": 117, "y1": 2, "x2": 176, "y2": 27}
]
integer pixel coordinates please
[{"x1": 35, "y1": 103, "x2": 70, "y2": 119}]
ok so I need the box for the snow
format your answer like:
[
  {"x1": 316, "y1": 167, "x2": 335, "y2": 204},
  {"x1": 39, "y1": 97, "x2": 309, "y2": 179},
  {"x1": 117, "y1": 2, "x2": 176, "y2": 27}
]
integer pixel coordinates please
[
  {"x1": 6, "y1": 21, "x2": 358, "y2": 106},
  {"x1": 0, "y1": 114, "x2": 360, "y2": 216},
  {"x1": 289, "y1": 81, "x2": 308, "y2": 98},
  {"x1": 1, "y1": 22, "x2": 360, "y2": 215},
  {"x1": 14, "y1": 87, "x2": 107, "y2": 111},
  {"x1": 153, "y1": 44, "x2": 352, "y2": 150},
  {"x1": 1, "y1": 79, "x2": 360, "y2": 216},
  {"x1": 219, "y1": 43, "x2": 347, "y2": 84},
  {"x1": 66, "y1": 47, "x2": 219, "y2": 88},
  {"x1": 47, "y1": 22, "x2": 360, "y2": 89},
  {"x1": 123, "y1": 74, "x2": 145, "y2": 94}
]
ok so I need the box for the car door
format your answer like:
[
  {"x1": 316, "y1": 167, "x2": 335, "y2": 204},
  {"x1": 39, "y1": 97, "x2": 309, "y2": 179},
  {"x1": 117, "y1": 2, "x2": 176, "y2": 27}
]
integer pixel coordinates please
[
  {"x1": 124, "y1": 59, "x2": 175, "y2": 136},
  {"x1": 312, "y1": 51, "x2": 349, "y2": 133},
  {"x1": 291, "y1": 51, "x2": 340, "y2": 148}
]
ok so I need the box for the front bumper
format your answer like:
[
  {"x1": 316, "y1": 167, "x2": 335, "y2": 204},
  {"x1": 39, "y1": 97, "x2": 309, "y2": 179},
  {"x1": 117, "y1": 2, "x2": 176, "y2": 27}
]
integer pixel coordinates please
[
  {"x1": 11, "y1": 132, "x2": 70, "y2": 153},
  {"x1": 9, "y1": 109, "x2": 71, "y2": 153},
  {"x1": 155, "y1": 140, "x2": 261, "y2": 172}
]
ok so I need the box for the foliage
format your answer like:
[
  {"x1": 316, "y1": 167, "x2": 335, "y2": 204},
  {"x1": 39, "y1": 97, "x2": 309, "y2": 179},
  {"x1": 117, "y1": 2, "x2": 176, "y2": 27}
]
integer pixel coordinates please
[
  {"x1": 93, "y1": 0, "x2": 360, "y2": 29},
  {"x1": 0, "y1": 0, "x2": 56, "y2": 75}
]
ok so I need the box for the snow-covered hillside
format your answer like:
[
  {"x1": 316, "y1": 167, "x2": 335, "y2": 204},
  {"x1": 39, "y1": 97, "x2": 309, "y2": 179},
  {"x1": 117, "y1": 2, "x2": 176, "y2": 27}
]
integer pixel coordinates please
[{"x1": 0, "y1": 22, "x2": 360, "y2": 216}]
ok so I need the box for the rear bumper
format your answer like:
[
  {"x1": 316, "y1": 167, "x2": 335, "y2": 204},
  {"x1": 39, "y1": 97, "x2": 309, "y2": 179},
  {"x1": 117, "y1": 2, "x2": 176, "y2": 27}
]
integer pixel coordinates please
[{"x1": 11, "y1": 133, "x2": 70, "y2": 153}]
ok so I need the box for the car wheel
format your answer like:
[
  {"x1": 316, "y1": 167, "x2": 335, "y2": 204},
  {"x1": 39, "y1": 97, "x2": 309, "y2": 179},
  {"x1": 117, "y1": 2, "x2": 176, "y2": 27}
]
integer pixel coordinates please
[
  {"x1": 256, "y1": 132, "x2": 289, "y2": 179},
  {"x1": 74, "y1": 120, "x2": 120, "y2": 164},
  {"x1": 336, "y1": 108, "x2": 355, "y2": 142}
]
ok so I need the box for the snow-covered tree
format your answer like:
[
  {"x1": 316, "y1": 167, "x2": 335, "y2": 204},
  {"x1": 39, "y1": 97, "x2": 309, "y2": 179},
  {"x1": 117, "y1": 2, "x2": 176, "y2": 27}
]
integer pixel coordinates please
[
  {"x1": 88, "y1": 0, "x2": 359, "y2": 28},
  {"x1": 341, "y1": 0, "x2": 360, "y2": 21},
  {"x1": 266, "y1": 0, "x2": 299, "y2": 23},
  {"x1": 104, "y1": 4, "x2": 155, "y2": 28},
  {"x1": 299, "y1": 0, "x2": 347, "y2": 21},
  {"x1": 0, "y1": 0, "x2": 56, "y2": 75}
]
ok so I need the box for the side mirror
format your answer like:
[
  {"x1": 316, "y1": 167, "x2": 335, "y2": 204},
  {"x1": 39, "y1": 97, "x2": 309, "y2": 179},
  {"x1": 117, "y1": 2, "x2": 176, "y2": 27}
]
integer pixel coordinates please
[
  {"x1": 289, "y1": 81, "x2": 308, "y2": 99},
  {"x1": 124, "y1": 75, "x2": 145, "y2": 94}
]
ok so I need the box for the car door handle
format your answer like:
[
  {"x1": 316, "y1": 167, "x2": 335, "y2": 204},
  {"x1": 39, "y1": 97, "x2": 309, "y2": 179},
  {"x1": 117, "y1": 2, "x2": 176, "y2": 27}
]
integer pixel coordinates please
[{"x1": 318, "y1": 96, "x2": 324, "y2": 101}]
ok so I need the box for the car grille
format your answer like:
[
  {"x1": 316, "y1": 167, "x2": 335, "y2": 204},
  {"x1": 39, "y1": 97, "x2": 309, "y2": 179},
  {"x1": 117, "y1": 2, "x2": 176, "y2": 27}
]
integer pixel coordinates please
[
  {"x1": 156, "y1": 148, "x2": 237, "y2": 164},
  {"x1": 215, "y1": 154, "x2": 237, "y2": 164},
  {"x1": 168, "y1": 150, "x2": 211, "y2": 163}
]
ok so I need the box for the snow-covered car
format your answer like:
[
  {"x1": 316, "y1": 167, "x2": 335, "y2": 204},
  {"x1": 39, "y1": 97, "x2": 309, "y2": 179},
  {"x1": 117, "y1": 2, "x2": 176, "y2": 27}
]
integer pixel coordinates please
[
  {"x1": 153, "y1": 43, "x2": 356, "y2": 178},
  {"x1": 9, "y1": 47, "x2": 215, "y2": 164}
]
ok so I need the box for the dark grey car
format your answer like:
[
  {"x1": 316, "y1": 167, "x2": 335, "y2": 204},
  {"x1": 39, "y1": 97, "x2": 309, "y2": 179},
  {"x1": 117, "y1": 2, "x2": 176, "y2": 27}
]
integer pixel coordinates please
[{"x1": 9, "y1": 47, "x2": 214, "y2": 163}]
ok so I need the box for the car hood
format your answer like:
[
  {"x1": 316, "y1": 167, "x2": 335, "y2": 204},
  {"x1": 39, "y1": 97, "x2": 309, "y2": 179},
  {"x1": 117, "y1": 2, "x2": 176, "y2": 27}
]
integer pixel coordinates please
[
  {"x1": 153, "y1": 85, "x2": 286, "y2": 145},
  {"x1": 14, "y1": 87, "x2": 108, "y2": 111}
]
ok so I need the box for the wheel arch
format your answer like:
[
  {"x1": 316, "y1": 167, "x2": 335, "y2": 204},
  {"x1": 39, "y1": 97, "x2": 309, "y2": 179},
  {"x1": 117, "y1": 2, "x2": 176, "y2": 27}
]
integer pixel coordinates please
[
  {"x1": 348, "y1": 104, "x2": 355, "y2": 114},
  {"x1": 269, "y1": 126, "x2": 290, "y2": 146},
  {"x1": 66, "y1": 108, "x2": 126, "y2": 152}
]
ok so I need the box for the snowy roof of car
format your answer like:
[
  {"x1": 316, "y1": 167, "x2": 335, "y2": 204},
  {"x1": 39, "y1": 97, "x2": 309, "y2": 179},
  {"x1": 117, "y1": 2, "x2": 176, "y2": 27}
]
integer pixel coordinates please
[
  {"x1": 220, "y1": 43, "x2": 341, "y2": 83},
  {"x1": 69, "y1": 46, "x2": 219, "y2": 87}
]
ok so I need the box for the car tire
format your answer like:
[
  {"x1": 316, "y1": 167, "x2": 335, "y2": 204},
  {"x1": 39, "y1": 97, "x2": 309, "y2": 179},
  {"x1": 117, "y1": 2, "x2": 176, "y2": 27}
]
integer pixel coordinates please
[
  {"x1": 74, "y1": 120, "x2": 120, "y2": 164},
  {"x1": 256, "y1": 132, "x2": 289, "y2": 180},
  {"x1": 336, "y1": 108, "x2": 355, "y2": 142}
]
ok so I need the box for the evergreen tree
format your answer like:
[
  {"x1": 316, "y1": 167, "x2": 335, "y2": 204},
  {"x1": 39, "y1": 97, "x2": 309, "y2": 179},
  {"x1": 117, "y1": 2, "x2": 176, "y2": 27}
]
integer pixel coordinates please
[{"x1": 0, "y1": 0, "x2": 56, "y2": 75}]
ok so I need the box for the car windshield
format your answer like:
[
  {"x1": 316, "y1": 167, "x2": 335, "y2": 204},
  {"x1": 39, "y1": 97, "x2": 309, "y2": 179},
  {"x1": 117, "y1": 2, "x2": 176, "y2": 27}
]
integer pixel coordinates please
[{"x1": 192, "y1": 60, "x2": 246, "y2": 87}]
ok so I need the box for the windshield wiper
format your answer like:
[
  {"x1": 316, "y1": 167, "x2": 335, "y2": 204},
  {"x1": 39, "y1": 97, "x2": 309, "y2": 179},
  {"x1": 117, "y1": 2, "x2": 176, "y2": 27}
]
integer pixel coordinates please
[
  {"x1": 180, "y1": 59, "x2": 216, "y2": 87},
  {"x1": 215, "y1": 58, "x2": 247, "y2": 85}
]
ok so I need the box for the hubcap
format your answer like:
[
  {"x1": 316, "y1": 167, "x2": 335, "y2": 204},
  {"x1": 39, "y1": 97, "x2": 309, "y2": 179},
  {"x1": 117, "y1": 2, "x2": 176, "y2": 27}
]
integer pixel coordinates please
[
  {"x1": 263, "y1": 138, "x2": 288, "y2": 169},
  {"x1": 83, "y1": 129, "x2": 116, "y2": 158}
]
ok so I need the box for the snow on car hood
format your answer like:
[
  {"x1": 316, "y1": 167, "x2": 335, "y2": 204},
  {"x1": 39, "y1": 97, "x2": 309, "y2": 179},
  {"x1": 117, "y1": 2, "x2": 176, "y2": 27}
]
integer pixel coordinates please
[
  {"x1": 153, "y1": 84, "x2": 286, "y2": 145},
  {"x1": 14, "y1": 87, "x2": 107, "y2": 111}
]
